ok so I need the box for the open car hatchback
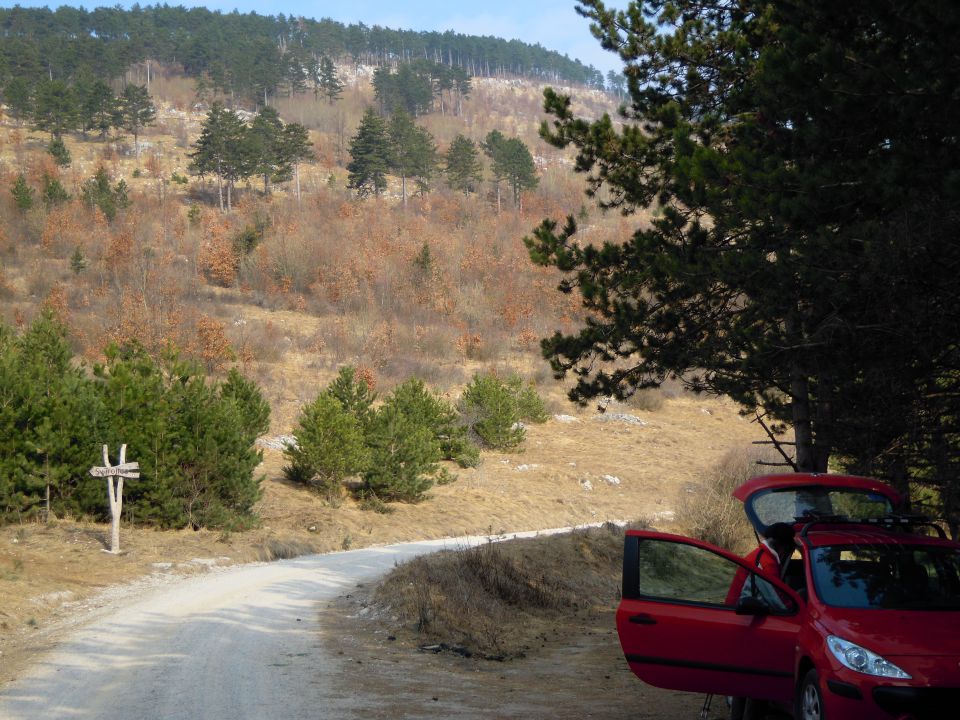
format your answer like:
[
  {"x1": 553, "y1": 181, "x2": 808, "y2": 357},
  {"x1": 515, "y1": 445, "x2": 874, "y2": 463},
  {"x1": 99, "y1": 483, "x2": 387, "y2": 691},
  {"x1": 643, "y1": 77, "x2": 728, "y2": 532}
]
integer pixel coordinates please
[{"x1": 616, "y1": 473, "x2": 960, "y2": 720}]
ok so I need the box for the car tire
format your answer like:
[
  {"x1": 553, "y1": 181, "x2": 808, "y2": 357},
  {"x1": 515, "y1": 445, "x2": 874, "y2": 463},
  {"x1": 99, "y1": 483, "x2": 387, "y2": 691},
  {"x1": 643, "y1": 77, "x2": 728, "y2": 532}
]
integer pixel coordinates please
[
  {"x1": 729, "y1": 697, "x2": 767, "y2": 720},
  {"x1": 799, "y1": 670, "x2": 825, "y2": 720}
]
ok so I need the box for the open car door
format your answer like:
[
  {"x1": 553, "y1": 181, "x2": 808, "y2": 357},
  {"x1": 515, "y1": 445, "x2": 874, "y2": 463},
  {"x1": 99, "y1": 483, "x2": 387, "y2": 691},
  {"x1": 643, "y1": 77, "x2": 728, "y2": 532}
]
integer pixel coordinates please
[{"x1": 617, "y1": 531, "x2": 802, "y2": 702}]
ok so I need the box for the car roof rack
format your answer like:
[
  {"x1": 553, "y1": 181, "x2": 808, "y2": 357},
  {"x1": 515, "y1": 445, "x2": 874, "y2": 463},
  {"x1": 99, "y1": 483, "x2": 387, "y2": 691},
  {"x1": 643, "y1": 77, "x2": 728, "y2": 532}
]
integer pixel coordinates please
[{"x1": 797, "y1": 513, "x2": 947, "y2": 541}]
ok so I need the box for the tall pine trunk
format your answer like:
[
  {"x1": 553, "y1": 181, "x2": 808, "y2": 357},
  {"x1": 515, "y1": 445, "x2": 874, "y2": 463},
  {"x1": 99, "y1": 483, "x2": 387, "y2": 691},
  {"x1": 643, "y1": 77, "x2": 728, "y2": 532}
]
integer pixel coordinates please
[
  {"x1": 217, "y1": 161, "x2": 223, "y2": 214},
  {"x1": 790, "y1": 369, "x2": 818, "y2": 472}
]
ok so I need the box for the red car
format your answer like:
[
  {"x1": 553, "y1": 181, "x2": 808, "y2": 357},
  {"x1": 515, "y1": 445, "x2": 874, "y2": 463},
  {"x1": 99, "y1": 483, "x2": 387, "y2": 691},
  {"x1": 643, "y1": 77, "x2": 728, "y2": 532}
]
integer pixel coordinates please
[{"x1": 616, "y1": 474, "x2": 960, "y2": 720}]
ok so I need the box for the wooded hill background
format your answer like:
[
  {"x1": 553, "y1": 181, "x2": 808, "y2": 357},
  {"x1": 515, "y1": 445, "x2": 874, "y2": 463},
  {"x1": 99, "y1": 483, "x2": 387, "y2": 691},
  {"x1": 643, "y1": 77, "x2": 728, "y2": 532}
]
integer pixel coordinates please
[
  {"x1": 0, "y1": 4, "x2": 609, "y2": 105},
  {"x1": 0, "y1": 4, "x2": 634, "y2": 526}
]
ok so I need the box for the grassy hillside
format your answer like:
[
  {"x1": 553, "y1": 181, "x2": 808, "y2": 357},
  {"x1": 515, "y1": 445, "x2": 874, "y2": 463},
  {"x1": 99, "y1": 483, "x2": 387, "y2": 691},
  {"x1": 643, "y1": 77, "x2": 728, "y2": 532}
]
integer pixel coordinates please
[{"x1": 0, "y1": 64, "x2": 625, "y2": 428}]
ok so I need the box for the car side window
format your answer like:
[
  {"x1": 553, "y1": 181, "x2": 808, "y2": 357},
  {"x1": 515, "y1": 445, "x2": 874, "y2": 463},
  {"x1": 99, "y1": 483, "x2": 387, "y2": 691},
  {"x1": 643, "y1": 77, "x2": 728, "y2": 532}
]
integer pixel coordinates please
[
  {"x1": 636, "y1": 539, "x2": 738, "y2": 606},
  {"x1": 635, "y1": 539, "x2": 794, "y2": 613}
]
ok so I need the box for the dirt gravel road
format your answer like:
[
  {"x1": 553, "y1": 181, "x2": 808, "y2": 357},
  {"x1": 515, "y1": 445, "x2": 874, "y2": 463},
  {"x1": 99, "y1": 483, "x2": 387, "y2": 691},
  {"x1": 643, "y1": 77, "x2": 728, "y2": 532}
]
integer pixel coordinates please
[
  {"x1": 0, "y1": 529, "x2": 736, "y2": 720},
  {"x1": 6, "y1": 528, "x2": 707, "y2": 720},
  {"x1": 0, "y1": 536, "x2": 520, "y2": 720}
]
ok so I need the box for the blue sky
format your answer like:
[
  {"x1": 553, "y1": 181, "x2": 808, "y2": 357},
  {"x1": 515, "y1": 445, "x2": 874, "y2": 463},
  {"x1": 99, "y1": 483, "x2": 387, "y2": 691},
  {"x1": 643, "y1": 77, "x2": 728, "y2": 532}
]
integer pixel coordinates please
[{"x1": 0, "y1": 1, "x2": 628, "y2": 74}]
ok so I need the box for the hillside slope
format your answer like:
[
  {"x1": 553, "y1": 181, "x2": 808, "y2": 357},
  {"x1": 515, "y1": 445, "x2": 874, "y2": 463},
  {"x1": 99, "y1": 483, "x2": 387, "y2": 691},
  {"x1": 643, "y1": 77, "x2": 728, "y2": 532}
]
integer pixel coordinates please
[{"x1": 0, "y1": 394, "x2": 763, "y2": 681}]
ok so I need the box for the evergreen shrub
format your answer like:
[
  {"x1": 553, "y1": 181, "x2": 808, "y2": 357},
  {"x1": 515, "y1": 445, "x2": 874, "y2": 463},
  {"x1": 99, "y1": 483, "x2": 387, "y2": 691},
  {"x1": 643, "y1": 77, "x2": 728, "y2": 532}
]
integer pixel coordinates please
[
  {"x1": 327, "y1": 366, "x2": 377, "y2": 430},
  {"x1": 388, "y1": 378, "x2": 479, "y2": 468},
  {"x1": 93, "y1": 345, "x2": 267, "y2": 529},
  {"x1": 362, "y1": 402, "x2": 441, "y2": 502},
  {"x1": 283, "y1": 392, "x2": 368, "y2": 498},
  {"x1": 458, "y1": 373, "x2": 549, "y2": 450},
  {"x1": 507, "y1": 374, "x2": 550, "y2": 423},
  {"x1": 0, "y1": 316, "x2": 269, "y2": 530},
  {"x1": 47, "y1": 137, "x2": 71, "y2": 166}
]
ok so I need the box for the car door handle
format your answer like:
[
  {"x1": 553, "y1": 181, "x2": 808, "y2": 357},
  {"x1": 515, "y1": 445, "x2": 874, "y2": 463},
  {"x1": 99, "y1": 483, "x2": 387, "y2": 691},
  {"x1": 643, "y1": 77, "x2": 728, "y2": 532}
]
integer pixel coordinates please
[{"x1": 629, "y1": 613, "x2": 657, "y2": 625}]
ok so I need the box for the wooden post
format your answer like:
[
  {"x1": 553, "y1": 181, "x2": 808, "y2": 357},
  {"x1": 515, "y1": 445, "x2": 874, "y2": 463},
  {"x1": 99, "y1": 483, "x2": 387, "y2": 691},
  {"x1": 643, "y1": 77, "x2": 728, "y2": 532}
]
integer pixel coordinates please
[{"x1": 90, "y1": 444, "x2": 140, "y2": 554}]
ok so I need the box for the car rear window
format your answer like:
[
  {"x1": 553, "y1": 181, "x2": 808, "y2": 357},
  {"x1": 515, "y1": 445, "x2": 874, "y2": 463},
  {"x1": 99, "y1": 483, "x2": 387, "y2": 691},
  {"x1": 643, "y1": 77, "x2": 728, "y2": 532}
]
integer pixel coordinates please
[
  {"x1": 811, "y1": 544, "x2": 960, "y2": 610},
  {"x1": 751, "y1": 487, "x2": 893, "y2": 527}
]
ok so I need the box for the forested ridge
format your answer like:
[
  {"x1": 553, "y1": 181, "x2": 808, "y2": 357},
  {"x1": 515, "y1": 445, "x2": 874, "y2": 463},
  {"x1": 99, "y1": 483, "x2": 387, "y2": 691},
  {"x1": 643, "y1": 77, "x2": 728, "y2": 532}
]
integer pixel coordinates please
[{"x1": 0, "y1": 4, "x2": 606, "y2": 105}]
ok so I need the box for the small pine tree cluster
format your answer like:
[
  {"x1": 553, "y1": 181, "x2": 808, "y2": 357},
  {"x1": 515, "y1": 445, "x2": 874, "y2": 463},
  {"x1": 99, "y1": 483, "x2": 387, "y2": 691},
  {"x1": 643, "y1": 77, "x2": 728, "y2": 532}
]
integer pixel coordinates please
[
  {"x1": 81, "y1": 167, "x2": 130, "y2": 221},
  {"x1": 10, "y1": 172, "x2": 73, "y2": 215},
  {"x1": 459, "y1": 373, "x2": 549, "y2": 450},
  {"x1": 285, "y1": 368, "x2": 546, "y2": 504},
  {"x1": 189, "y1": 103, "x2": 313, "y2": 212},
  {"x1": 346, "y1": 113, "x2": 536, "y2": 210},
  {"x1": 0, "y1": 313, "x2": 269, "y2": 529}
]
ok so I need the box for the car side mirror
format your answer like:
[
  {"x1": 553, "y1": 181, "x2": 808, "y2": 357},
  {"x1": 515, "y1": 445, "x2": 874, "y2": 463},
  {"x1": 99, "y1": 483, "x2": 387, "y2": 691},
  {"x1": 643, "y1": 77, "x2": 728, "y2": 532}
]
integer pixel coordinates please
[{"x1": 735, "y1": 595, "x2": 770, "y2": 616}]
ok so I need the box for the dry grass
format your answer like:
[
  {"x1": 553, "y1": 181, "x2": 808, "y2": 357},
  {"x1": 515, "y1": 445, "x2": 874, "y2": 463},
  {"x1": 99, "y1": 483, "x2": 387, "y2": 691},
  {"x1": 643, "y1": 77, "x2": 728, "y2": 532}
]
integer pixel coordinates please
[
  {"x1": 372, "y1": 523, "x2": 626, "y2": 659},
  {"x1": 254, "y1": 537, "x2": 318, "y2": 561},
  {"x1": 674, "y1": 444, "x2": 783, "y2": 554}
]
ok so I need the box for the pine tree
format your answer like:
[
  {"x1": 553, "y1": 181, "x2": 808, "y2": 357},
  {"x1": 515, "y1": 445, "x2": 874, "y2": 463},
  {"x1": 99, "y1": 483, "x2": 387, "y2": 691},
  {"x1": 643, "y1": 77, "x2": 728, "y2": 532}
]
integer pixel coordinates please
[
  {"x1": 529, "y1": 0, "x2": 960, "y2": 482},
  {"x1": 283, "y1": 48, "x2": 309, "y2": 96},
  {"x1": 326, "y1": 366, "x2": 377, "y2": 431},
  {"x1": 388, "y1": 377, "x2": 479, "y2": 468},
  {"x1": 246, "y1": 105, "x2": 284, "y2": 194},
  {"x1": 444, "y1": 134, "x2": 483, "y2": 196},
  {"x1": 500, "y1": 137, "x2": 538, "y2": 212},
  {"x1": 32, "y1": 80, "x2": 78, "y2": 140},
  {"x1": 119, "y1": 84, "x2": 156, "y2": 165},
  {"x1": 92, "y1": 344, "x2": 265, "y2": 529},
  {"x1": 372, "y1": 64, "x2": 434, "y2": 117},
  {"x1": 388, "y1": 111, "x2": 438, "y2": 207},
  {"x1": 483, "y1": 131, "x2": 538, "y2": 213},
  {"x1": 41, "y1": 173, "x2": 71, "y2": 207},
  {"x1": 189, "y1": 102, "x2": 247, "y2": 212},
  {"x1": 318, "y1": 55, "x2": 344, "y2": 104},
  {"x1": 47, "y1": 137, "x2": 71, "y2": 167},
  {"x1": 81, "y1": 167, "x2": 130, "y2": 221},
  {"x1": 284, "y1": 392, "x2": 368, "y2": 497},
  {"x1": 277, "y1": 122, "x2": 314, "y2": 203},
  {"x1": 346, "y1": 108, "x2": 391, "y2": 198},
  {"x1": 220, "y1": 368, "x2": 271, "y2": 444},
  {"x1": 362, "y1": 402, "x2": 441, "y2": 503},
  {"x1": 483, "y1": 130, "x2": 508, "y2": 214},
  {"x1": 11, "y1": 174, "x2": 34, "y2": 213},
  {"x1": 78, "y1": 78, "x2": 119, "y2": 139},
  {"x1": 2, "y1": 77, "x2": 32, "y2": 126},
  {"x1": 458, "y1": 373, "x2": 524, "y2": 451},
  {"x1": 606, "y1": 70, "x2": 626, "y2": 100},
  {"x1": 70, "y1": 247, "x2": 88, "y2": 275},
  {"x1": 451, "y1": 66, "x2": 472, "y2": 116},
  {"x1": 0, "y1": 313, "x2": 105, "y2": 523}
]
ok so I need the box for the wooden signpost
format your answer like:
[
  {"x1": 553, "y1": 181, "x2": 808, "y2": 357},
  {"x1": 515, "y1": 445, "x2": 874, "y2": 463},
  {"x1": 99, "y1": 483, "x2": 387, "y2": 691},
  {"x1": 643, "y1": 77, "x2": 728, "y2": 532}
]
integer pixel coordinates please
[{"x1": 89, "y1": 444, "x2": 139, "y2": 554}]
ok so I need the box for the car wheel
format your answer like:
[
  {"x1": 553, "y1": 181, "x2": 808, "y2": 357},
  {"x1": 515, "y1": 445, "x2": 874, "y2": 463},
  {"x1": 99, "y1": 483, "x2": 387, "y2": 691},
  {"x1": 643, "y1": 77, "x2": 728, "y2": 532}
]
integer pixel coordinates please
[
  {"x1": 799, "y1": 670, "x2": 825, "y2": 720},
  {"x1": 729, "y1": 697, "x2": 767, "y2": 720}
]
